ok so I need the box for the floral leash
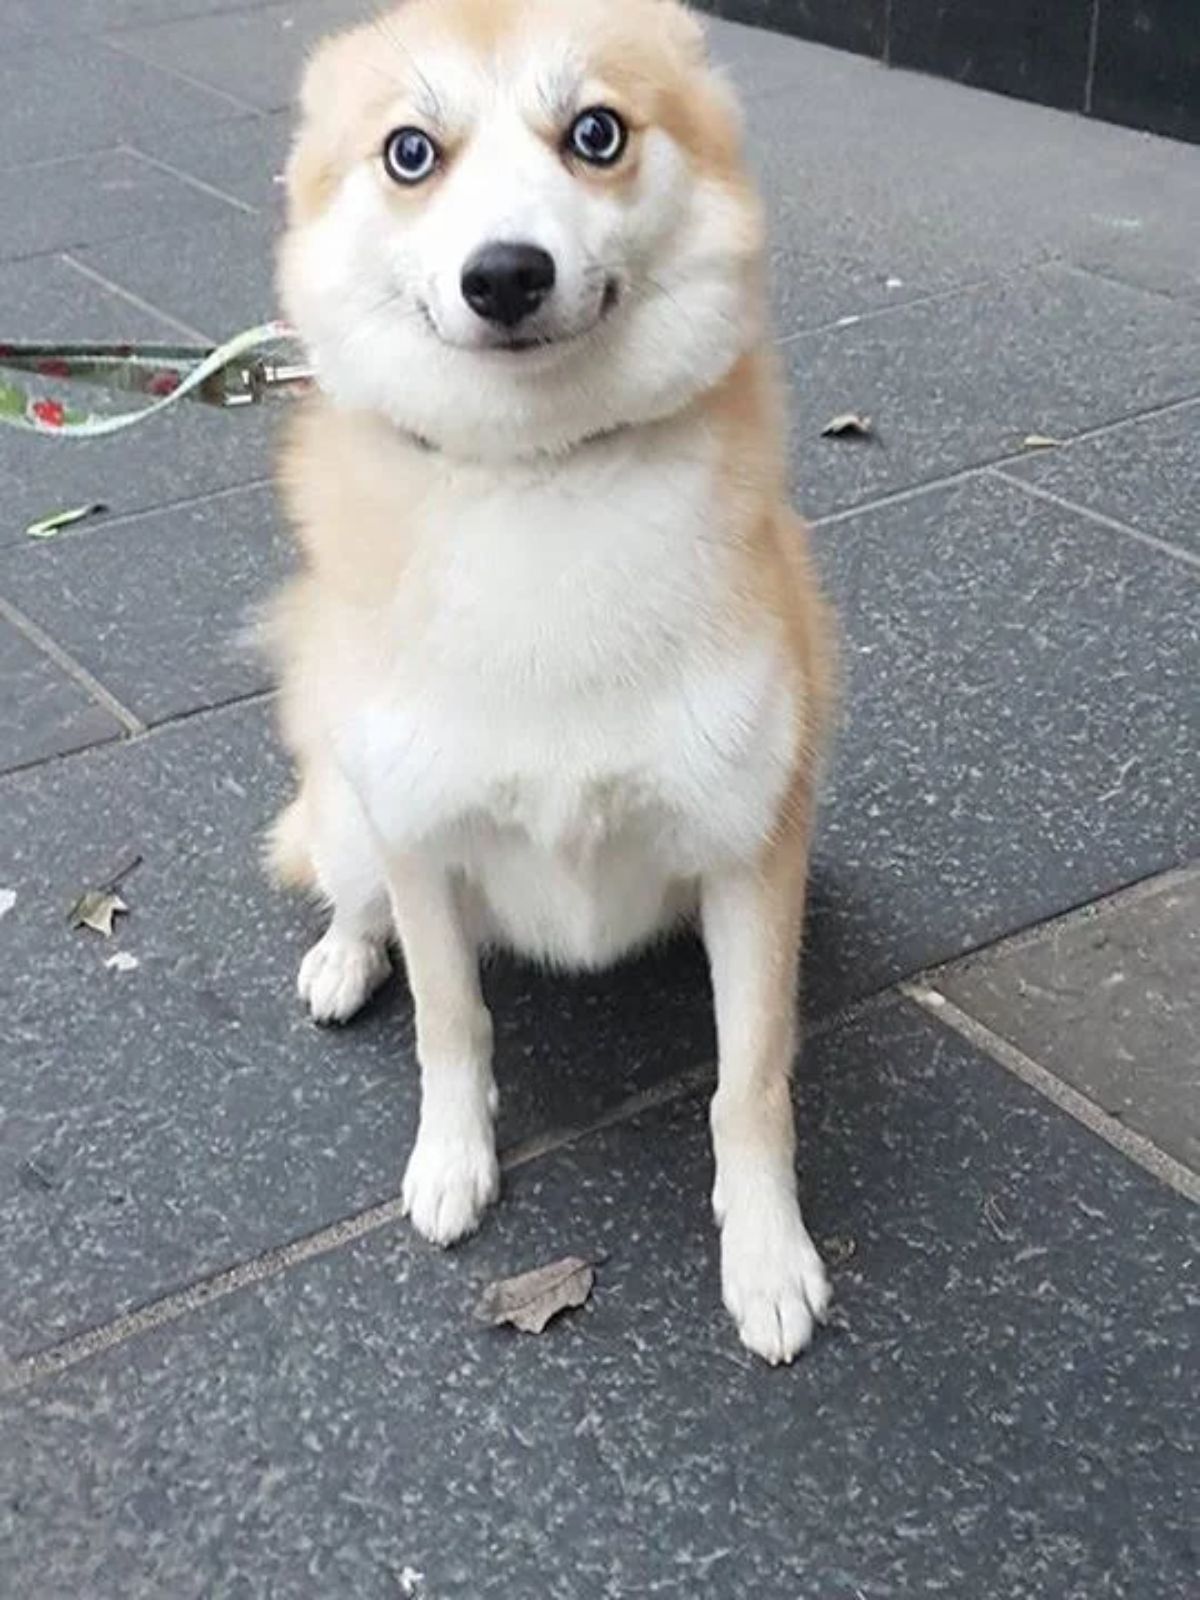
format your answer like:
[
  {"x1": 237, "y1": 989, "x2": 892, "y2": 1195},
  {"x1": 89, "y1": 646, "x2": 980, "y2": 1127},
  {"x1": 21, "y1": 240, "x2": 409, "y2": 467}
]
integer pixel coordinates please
[{"x1": 0, "y1": 321, "x2": 312, "y2": 438}]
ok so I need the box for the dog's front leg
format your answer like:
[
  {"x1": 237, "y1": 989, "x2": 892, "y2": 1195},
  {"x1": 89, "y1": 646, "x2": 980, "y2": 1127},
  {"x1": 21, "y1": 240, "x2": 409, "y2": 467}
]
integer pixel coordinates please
[
  {"x1": 388, "y1": 855, "x2": 499, "y2": 1246},
  {"x1": 702, "y1": 825, "x2": 830, "y2": 1364}
]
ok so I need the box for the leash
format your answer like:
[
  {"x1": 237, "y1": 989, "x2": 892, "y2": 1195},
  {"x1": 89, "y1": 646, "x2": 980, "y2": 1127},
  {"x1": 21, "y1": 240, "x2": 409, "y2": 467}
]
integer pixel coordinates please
[{"x1": 0, "y1": 320, "x2": 312, "y2": 438}]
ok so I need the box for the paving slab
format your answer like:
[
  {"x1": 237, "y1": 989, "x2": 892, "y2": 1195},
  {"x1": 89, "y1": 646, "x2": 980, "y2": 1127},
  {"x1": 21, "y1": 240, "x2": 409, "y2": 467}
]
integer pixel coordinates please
[
  {"x1": 935, "y1": 872, "x2": 1200, "y2": 1175},
  {"x1": 6, "y1": 0, "x2": 257, "y2": 50},
  {"x1": 0, "y1": 484, "x2": 289, "y2": 726},
  {"x1": 748, "y1": 47, "x2": 1200, "y2": 325},
  {"x1": 808, "y1": 473, "x2": 1200, "y2": 1007},
  {"x1": 998, "y1": 401, "x2": 1200, "y2": 561},
  {"x1": 133, "y1": 109, "x2": 293, "y2": 212},
  {"x1": 74, "y1": 212, "x2": 281, "y2": 340},
  {"x1": 0, "y1": 700, "x2": 717, "y2": 1356},
  {"x1": 786, "y1": 264, "x2": 1200, "y2": 519},
  {"x1": 0, "y1": 149, "x2": 243, "y2": 265},
  {"x1": 0, "y1": 257, "x2": 275, "y2": 547},
  {"x1": 0, "y1": 619, "x2": 122, "y2": 775},
  {"x1": 1, "y1": 1000, "x2": 1196, "y2": 1599},
  {"x1": 0, "y1": 40, "x2": 237, "y2": 168}
]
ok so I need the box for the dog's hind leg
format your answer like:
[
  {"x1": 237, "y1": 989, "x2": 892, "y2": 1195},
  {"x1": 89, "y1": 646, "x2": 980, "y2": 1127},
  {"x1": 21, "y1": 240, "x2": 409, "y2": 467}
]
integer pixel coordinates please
[{"x1": 288, "y1": 768, "x2": 393, "y2": 1025}]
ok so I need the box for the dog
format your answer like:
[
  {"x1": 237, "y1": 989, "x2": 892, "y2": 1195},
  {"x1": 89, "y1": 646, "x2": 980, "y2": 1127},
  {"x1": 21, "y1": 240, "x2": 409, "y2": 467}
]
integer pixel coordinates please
[{"x1": 268, "y1": 0, "x2": 836, "y2": 1364}]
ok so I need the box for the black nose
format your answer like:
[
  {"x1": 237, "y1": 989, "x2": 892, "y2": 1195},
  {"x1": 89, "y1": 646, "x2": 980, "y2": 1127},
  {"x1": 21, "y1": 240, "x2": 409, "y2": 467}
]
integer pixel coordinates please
[{"x1": 461, "y1": 242, "x2": 556, "y2": 328}]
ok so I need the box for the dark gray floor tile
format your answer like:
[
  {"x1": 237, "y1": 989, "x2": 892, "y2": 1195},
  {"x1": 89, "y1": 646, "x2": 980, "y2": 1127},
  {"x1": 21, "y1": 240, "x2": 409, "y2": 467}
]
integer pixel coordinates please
[
  {"x1": 806, "y1": 474, "x2": 1200, "y2": 1009},
  {"x1": 746, "y1": 52, "x2": 1200, "y2": 327},
  {"x1": 0, "y1": 700, "x2": 716, "y2": 1354},
  {"x1": 936, "y1": 871, "x2": 1200, "y2": 1174},
  {"x1": 131, "y1": 110, "x2": 293, "y2": 212},
  {"x1": 111, "y1": 0, "x2": 369, "y2": 111},
  {"x1": 73, "y1": 212, "x2": 280, "y2": 340},
  {"x1": 786, "y1": 265, "x2": 1200, "y2": 518},
  {"x1": 6, "y1": 1, "x2": 256, "y2": 50},
  {"x1": 0, "y1": 41, "x2": 237, "y2": 168},
  {"x1": 998, "y1": 401, "x2": 1200, "y2": 559},
  {"x1": 0, "y1": 149, "x2": 241, "y2": 264},
  {"x1": 0, "y1": 255, "x2": 275, "y2": 548},
  {"x1": 0, "y1": 618, "x2": 122, "y2": 773},
  {"x1": 2, "y1": 1001, "x2": 1196, "y2": 1599},
  {"x1": 0, "y1": 484, "x2": 288, "y2": 725}
]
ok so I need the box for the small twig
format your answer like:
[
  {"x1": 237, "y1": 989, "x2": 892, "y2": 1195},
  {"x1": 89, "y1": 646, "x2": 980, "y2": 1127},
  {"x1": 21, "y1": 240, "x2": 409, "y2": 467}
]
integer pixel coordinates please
[{"x1": 96, "y1": 851, "x2": 143, "y2": 894}]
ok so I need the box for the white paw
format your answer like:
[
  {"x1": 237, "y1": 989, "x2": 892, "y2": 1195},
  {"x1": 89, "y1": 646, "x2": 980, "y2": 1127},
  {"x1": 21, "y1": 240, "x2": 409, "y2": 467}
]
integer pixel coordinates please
[
  {"x1": 297, "y1": 930, "x2": 390, "y2": 1024},
  {"x1": 720, "y1": 1196, "x2": 830, "y2": 1366},
  {"x1": 402, "y1": 1124, "x2": 500, "y2": 1247}
]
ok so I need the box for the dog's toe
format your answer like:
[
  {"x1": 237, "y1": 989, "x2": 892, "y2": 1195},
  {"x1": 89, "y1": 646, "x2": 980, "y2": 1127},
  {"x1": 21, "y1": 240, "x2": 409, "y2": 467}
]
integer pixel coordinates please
[
  {"x1": 298, "y1": 931, "x2": 391, "y2": 1024},
  {"x1": 720, "y1": 1200, "x2": 829, "y2": 1365}
]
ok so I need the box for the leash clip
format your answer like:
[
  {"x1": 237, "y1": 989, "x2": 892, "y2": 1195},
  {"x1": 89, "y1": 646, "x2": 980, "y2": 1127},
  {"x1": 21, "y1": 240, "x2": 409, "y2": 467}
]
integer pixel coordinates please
[{"x1": 220, "y1": 358, "x2": 314, "y2": 407}]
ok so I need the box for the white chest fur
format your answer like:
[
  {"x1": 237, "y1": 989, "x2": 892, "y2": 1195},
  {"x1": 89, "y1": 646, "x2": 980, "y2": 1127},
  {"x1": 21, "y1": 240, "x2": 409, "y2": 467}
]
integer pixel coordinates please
[{"x1": 327, "y1": 420, "x2": 797, "y2": 967}]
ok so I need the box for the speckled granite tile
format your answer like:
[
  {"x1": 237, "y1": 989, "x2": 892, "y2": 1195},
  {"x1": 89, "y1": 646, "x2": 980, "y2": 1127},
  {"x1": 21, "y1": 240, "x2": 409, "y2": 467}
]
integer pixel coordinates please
[
  {"x1": 0, "y1": 484, "x2": 289, "y2": 725},
  {"x1": 998, "y1": 400, "x2": 1200, "y2": 560},
  {"x1": 0, "y1": 700, "x2": 715, "y2": 1355},
  {"x1": 0, "y1": 149, "x2": 240, "y2": 264},
  {"x1": 935, "y1": 870, "x2": 1200, "y2": 1175},
  {"x1": 73, "y1": 212, "x2": 280, "y2": 341},
  {"x1": 0, "y1": 618, "x2": 122, "y2": 774},
  {"x1": 804, "y1": 473, "x2": 1200, "y2": 1012},
  {"x1": 0, "y1": 39, "x2": 234, "y2": 167},
  {"x1": 1, "y1": 1001, "x2": 1195, "y2": 1599},
  {"x1": 0, "y1": 257, "x2": 275, "y2": 549},
  {"x1": 786, "y1": 264, "x2": 1200, "y2": 520}
]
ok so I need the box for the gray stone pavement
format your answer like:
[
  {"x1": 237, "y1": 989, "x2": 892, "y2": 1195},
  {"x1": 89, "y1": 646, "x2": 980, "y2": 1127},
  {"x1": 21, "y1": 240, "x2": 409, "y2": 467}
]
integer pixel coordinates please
[{"x1": 0, "y1": 5, "x2": 1197, "y2": 1596}]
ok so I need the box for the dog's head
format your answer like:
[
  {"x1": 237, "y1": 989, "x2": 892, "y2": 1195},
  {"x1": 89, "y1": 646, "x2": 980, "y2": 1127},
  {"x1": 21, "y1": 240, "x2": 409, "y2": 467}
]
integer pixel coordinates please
[{"x1": 280, "y1": 0, "x2": 763, "y2": 459}]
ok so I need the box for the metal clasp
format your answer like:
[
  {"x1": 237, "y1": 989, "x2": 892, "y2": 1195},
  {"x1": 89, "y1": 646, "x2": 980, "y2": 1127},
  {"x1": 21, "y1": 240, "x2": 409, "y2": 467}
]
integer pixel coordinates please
[{"x1": 216, "y1": 359, "x2": 314, "y2": 408}]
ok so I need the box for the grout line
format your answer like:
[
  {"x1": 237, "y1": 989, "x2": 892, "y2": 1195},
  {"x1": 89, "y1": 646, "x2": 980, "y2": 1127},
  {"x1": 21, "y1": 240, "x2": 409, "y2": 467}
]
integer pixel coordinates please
[
  {"x1": 931, "y1": 863, "x2": 1200, "y2": 969},
  {"x1": 0, "y1": 594, "x2": 145, "y2": 736},
  {"x1": 101, "y1": 35, "x2": 263, "y2": 117},
  {"x1": 58, "y1": 253, "x2": 212, "y2": 343},
  {"x1": 120, "y1": 143, "x2": 259, "y2": 217},
  {"x1": 0, "y1": 989, "x2": 884, "y2": 1394},
  {"x1": 903, "y1": 983, "x2": 1200, "y2": 1205},
  {"x1": 989, "y1": 469, "x2": 1200, "y2": 573},
  {"x1": 4, "y1": 474, "x2": 275, "y2": 551},
  {"x1": 811, "y1": 390, "x2": 1200, "y2": 530},
  {"x1": 1083, "y1": 0, "x2": 1101, "y2": 116},
  {"x1": 776, "y1": 275, "x2": 996, "y2": 344}
]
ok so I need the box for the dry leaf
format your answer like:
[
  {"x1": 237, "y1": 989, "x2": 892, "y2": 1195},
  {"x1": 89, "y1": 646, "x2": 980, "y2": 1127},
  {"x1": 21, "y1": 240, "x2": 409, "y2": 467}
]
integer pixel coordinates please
[
  {"x1": 69, "y1": 890, "x2": 128, "y2": 938},
  {"x1": 822, "y1": 412, "x2": 874, "y2": 440},
  {"x1": 1021, "y1": 434, "x2": 1060, "y2": 450},
  {"x1": 474, "y1": 1255, "x2": 596, "y2": 1334},
  {"x1": 26, "y1": 503, "x2": 107, "y2": 540}
]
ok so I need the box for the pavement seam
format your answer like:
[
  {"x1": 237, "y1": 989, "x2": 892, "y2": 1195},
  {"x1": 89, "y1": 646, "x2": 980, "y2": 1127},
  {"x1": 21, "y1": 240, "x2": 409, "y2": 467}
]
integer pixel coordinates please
[
  {"x1": 1083, "y1": 0, "x2": 1101, "y2": 115},
  {"x1": 0, "y1": 993, "x2": 880, "y2": 1395},
  {"x1": 812, "y1": 390, "x2": 1200, "y2": 530},
  {"x1": 120, "y1": 142, "x2": 259, "y2": 217},
  {"x1": 0, "y1": 593, "x2": 145, "y2": 736},
  {"x1": 2, "y1": 473, "x2": 275, "y2": 552},
  {"x1": 59, "y1": 252, "x2": 212, "y2": 343},
  {"x1": 776, "y1": 274, "x2": 1000, "y2": 344},
  {"x1": 101, "y1": 33, "x2": 263, "y2": 117},
  {"x1": 902, "y1": 982, "x2": 1200, "y2": 1205},
  {"x1": 987, "y1": 468, "x2": 1200, "y2": 573}
]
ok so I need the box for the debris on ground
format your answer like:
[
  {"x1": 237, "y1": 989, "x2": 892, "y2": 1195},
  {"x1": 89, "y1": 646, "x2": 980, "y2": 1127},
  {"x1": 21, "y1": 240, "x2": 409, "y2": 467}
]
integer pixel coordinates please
[
  {"x1": 0, "y1": 888, "x2": 16, "y2": 919},
  {"x1": 821, "y1": 411, "x2": 875, "y2": 440},
  {"x1": 1020, "y1": 433, "x2": 1061, "y2": 450},
  {"x1": 26, "y1": 502, "x2": 108, "y2": 539},
  {"x1": 474, "y1": 1255, "x2": 598, "y2": 1334},
  {"x1": 68, "y1": 851, "x2": 142, "y2": 938},
  {"x1": 821, "y1": 1234, "x2": 858, "y2": 1267}
]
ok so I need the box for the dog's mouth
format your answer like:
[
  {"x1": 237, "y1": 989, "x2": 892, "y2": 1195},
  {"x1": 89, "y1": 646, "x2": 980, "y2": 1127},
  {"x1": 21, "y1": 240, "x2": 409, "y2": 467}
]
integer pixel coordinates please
[{"x1": 423, "y1": 277, "x2": 621, "y2": 357}]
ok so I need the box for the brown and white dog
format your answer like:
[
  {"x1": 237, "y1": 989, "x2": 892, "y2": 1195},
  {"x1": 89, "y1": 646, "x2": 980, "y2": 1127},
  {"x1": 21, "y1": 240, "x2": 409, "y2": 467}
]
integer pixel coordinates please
[{"x1": 269, "y1": 0, "x2": 836, "y2": 1363}]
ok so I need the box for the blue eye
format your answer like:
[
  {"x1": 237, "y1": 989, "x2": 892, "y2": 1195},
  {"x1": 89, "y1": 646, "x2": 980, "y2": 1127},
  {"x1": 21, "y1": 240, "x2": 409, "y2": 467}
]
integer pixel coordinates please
[
  {"x1": 567, "y1": 107, "x2": 626, "y2": 166},
  {"x1": 384, "y1": 127, "x2": 439, "y2": 184}
]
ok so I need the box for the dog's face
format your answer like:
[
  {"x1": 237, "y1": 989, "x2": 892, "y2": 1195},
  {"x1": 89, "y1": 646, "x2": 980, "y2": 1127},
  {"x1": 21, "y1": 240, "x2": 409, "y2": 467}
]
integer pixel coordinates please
[{"x1": 280, "y1": 0, "x2": 763, "y2": 458}]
